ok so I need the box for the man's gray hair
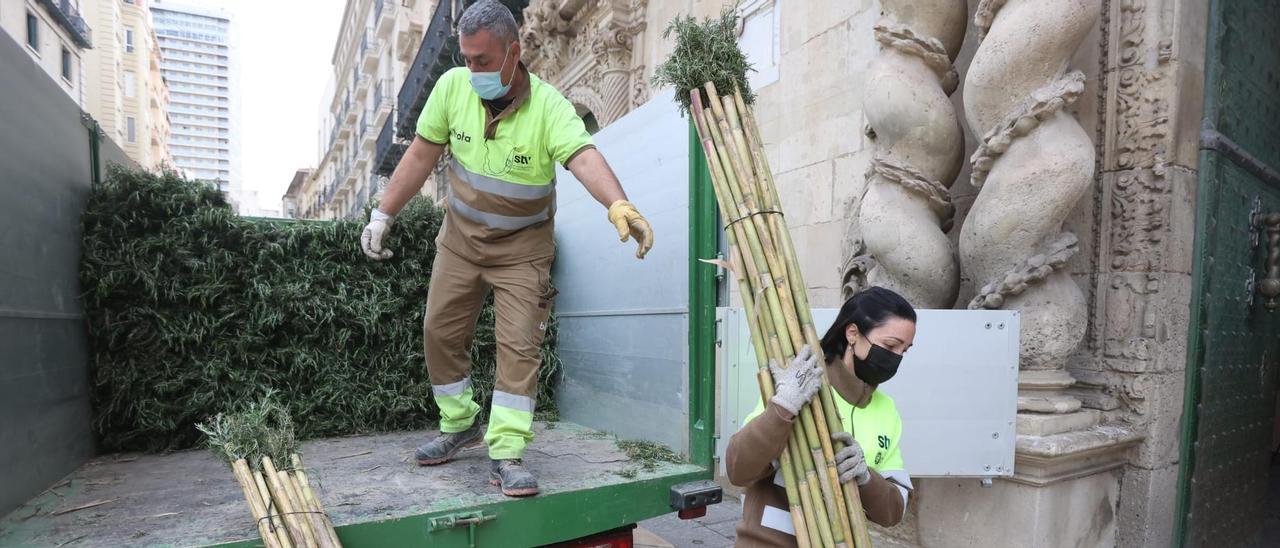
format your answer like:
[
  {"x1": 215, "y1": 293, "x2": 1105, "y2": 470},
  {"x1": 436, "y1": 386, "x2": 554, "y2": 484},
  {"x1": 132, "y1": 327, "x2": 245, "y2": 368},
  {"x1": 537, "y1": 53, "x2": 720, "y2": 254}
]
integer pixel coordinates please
[{"x1": 458, "y1": 1, "x2": 518, "y2": 44}]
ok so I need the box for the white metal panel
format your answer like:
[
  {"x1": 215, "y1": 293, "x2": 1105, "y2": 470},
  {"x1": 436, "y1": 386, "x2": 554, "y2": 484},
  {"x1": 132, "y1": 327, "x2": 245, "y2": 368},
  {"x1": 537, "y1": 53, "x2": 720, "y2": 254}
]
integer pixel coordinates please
[
  {"x1": 552, "y1": 89, "x2": 692, "y2": 451},
  {"x1": 718, "y1": 308, "x2": 1019, "y2": 478}
]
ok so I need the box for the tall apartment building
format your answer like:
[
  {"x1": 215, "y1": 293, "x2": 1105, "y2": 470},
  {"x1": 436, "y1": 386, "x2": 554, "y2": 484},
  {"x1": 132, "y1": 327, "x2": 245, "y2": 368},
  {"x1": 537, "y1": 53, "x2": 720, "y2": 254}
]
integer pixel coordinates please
[
  {"x1": 2, "y1": 0, "x2": 94, "y2": 106},
  {"x1": 81, "y1": 0, "x2": 173, "y2": 171},
  {"x1": 294, "y1": 0, "x2": 438, "y2": 220},
  {"x1": 150, "y1": 2, "x2": 242, "y2": 210}
]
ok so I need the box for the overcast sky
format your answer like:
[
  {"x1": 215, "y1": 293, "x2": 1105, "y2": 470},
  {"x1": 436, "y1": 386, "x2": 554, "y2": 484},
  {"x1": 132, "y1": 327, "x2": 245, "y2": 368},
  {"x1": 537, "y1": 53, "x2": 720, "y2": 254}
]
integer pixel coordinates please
[{"x1": 175, "y1": 0, "x2": 345, "y2": 212}]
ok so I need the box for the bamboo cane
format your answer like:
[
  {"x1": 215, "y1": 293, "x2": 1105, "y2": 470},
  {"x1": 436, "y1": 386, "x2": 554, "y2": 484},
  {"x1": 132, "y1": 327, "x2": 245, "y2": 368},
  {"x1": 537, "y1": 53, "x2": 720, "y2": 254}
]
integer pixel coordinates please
[
  {"x1": 734, "y1": 88, "x2": 874, "y2": 548},
  {"x1": 793, "y1": 427, "x2": 836, "y2": 548},
  {"x1": 732, "y1": 88, "x2": 865, "y2": 546},
  {"x1": 280, "y1": 469, "x2": 330, "y2": 548},
  {"x1": 231, "y1": 459, "x2": 284, "y2": 548},
  {"x1": 283, "y1": 469, "x2": 333, "y2": 548},
  {"x1": 694, "y1": 85, "x2": 876, "y2": 545},
  {"x1": 706, "y1": 83, "x2": 854, "y2": 547},
  {"x1": 702, "y1": 105, "x2": 796, "y2": 380},
  {"x1": 255, "y1": 469, "x2": 295, "y2": 548},
  {"x1": 293, "y1": 455, "x2": 342, "y2": 548},
  {"x1": 263, "y1": 457, "x2": 319, "y2": 548},
  {"x1": 705, "y1": 83, "x2": 805, "y2": 356},
  {"x1": 697, "y1": 95, "x2": 795, "y2": 361},
  {"x1": 755, "y1": 369, "x2": 816, "y2": 548},
  {"x1": 786, "y1": 421, "x2": 827, "y2": 547},
  {"x1": 694, "y1": 90, "x2": 812, "y2": 546},
  {"x1": 694, "y1": 80, "x2": 871, "y2": 546},
  {"x1": 697, "y1": 93, "x2": 840, "y2": 547}
]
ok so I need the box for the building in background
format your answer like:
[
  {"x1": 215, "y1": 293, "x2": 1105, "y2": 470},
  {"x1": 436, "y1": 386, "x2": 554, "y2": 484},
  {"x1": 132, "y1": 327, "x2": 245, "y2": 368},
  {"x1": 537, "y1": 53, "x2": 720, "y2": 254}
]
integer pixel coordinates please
[
  {"x1": 150, "y1": 1, "x2": 242, "y2": 210},
  {"x1": 236, "y1": 188, "x2": 280, "y2": 218},
  {"x1": 82, "y1": 0, "x2": 173, "y2": 171},
  {"x1": 142, "y1": 19, "x2": 171, "y2": 170},
  {"x1": 281, "y1": 168, "x2": 312, "y2": 219},
  {"x1": 294, "y1": 0, "x2": 439, "y2": 220},
  {"x1": 2, "y1": 0, "x2": 94, "y2": 106}
]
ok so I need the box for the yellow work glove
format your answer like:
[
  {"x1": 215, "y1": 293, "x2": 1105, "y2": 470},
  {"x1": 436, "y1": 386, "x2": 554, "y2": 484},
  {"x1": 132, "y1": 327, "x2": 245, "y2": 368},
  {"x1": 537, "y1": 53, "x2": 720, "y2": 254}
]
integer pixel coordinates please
[{"x1": 607, "y1": 200, "x2": 654, "y2": 259}]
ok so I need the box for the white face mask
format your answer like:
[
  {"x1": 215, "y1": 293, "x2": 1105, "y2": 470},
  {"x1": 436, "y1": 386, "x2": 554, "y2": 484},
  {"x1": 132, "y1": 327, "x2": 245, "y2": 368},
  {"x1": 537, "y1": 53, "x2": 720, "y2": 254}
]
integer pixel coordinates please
[{"x1": 469, "y1": 44, "x2": 514, "y2": 100}]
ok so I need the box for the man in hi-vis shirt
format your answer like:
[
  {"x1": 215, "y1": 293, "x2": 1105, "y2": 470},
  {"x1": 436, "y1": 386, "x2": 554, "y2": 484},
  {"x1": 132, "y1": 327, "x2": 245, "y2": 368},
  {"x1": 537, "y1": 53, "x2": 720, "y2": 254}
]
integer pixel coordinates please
[{"x1": 360, "y1": 0, "x2": 654, "y2": 497}]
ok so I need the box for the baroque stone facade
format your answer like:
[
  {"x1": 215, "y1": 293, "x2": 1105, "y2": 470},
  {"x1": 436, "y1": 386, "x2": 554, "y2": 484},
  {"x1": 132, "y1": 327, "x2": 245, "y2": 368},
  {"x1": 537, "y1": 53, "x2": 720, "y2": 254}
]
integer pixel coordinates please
[
  {"x1": 520, "y1": 0, "x2": 650, "y2": 126},
  {"x1": 522, "y1": 0, "x2": 1209, "y2": 545}
]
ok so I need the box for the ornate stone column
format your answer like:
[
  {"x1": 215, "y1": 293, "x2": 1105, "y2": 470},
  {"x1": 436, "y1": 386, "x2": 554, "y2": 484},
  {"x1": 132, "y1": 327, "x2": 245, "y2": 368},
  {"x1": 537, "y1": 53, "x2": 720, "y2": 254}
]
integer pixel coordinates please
[
  {"x1": 917, "y1": 2, "x2": 1146, "y2": 546},
  {"x1": 847, "y1": 0, "x2": 967, "y2": 308},
  {"x1": 961, "y1": 0, "x2": 1099, "y2": 414}
]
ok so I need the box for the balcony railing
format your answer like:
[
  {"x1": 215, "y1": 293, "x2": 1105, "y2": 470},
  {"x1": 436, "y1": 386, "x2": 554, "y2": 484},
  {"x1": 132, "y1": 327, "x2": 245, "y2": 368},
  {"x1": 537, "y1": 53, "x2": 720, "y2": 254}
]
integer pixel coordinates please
[
  {"x1": 39, "y1": 0, "x2": 92, "y2": 48},
  {"x1": 394, "y1": 0, "x2": 458, "y2": 141},
  {"x1": 374, "y1": 0, "x2": 395, "y2": 25},
  {"x1": 373, "y1": 114, "x2": 405, "y2": 177}
]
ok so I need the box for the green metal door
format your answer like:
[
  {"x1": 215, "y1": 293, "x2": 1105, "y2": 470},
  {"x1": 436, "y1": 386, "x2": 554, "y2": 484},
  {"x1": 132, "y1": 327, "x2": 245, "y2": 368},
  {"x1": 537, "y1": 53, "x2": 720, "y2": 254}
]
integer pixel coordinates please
[{"x1": 1176, "y1": 1, "x2": 1280, "y2": 546}]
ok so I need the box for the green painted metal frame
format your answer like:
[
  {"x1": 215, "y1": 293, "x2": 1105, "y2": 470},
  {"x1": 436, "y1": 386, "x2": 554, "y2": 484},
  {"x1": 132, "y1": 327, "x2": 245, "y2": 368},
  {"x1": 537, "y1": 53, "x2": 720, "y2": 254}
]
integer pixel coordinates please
[
  {"x1": 688, "y1": 120, "x2": 719, "y2": 470},
  {"x1": 204, "y1": 121, "x2": 720, "y2": 548},
  {"x1": 207, "y1": 472, "x2": 708, "y2": 548}
]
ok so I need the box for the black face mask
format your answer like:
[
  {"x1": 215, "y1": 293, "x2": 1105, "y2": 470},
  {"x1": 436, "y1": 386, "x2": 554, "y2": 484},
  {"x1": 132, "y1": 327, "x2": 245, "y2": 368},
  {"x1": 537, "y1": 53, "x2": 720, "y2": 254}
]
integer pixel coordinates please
[{"x1": 854, "y1": 343, "x2": 902, "y2": 385}]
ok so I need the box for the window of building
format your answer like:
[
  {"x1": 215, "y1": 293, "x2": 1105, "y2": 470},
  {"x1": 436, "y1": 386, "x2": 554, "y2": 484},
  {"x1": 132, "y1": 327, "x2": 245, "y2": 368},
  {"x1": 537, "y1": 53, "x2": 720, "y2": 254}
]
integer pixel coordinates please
[
  {"x1": 26, "y1": 12, "x2": 39, "y2": 53},
  {"x1": 126, "y1": 28, "x2": 135, "y2": 53},
  {"x1": 61, "y1": 47, "x2": 72, "y2": 83},
  {"x1": 124, "y1": 70, "x2": 136, "y2": 97},
  {"x1": 737, "y1": 0, "x2": 780, "y2": 89},
  {"x1": 127, "y1": 117, "x2": 137, "y2": 143}
]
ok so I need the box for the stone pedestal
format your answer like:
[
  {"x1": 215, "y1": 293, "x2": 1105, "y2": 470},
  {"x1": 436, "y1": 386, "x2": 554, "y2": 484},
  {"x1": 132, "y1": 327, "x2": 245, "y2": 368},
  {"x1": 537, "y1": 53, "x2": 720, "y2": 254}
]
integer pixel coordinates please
[
  {"x1": 918, "y1": 419, "x2": 1143, "y2": 548},
  {"x1": 920, "y1": 469, "x2": 1120, "y2": 548}
]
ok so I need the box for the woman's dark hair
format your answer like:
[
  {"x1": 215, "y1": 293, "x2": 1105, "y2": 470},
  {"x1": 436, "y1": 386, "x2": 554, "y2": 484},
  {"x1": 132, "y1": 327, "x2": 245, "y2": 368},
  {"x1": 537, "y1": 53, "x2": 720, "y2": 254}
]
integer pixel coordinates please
[{"x1": 820, "y1": 287, "x2": 917, "y2": 362}]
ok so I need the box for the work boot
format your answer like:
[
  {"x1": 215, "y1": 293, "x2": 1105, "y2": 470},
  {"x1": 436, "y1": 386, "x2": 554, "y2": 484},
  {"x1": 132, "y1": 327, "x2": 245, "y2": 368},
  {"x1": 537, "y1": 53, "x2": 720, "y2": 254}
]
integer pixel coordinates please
[
  {"x1": 415, "y1": 422, "x2": 483, "y2": 465},
  {"x1": 490, "y1": 458, "x2": 540, "y2": 497}
]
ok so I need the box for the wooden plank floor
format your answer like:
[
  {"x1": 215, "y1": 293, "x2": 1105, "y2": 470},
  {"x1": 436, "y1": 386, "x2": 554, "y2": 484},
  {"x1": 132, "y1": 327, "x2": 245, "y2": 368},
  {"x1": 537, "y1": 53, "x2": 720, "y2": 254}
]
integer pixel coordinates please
[{"x1": 0, "y1": 422, "x2": 698, "y2": 547}]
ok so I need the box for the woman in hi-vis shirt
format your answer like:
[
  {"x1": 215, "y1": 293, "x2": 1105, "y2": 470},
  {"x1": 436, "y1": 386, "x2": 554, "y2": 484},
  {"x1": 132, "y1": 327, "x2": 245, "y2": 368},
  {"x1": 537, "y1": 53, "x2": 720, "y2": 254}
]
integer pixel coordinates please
[{"x1": 726, "y1": 287, "x2": 918, "y2": 547}]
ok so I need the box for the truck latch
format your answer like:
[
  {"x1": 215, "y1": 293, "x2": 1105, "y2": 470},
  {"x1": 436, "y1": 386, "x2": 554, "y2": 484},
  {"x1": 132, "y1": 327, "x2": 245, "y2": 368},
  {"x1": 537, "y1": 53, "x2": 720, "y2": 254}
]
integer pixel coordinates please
[{"x1": 428, "y1": 510, "x2": 496, "y2": 548}]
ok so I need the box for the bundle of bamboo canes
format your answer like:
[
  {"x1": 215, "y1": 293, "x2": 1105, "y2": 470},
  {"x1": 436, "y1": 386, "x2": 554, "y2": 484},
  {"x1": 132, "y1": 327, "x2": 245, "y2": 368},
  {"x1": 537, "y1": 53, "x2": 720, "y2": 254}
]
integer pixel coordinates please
[
  {"x1": 199, "y1": 394, "x2": 343, "y2": 548},
  {"x1": 655, "y1": 12, "x2": 873, "y2": 548}
]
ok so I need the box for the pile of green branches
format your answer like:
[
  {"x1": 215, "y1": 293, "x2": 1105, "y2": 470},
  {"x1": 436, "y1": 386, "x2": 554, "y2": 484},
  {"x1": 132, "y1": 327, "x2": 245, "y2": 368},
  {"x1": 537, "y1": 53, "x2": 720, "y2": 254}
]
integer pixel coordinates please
[
  {"x1": 83, "y1": 167, "x2": 560, "y2": 452},
  {"x1": 651, "y1": 8, "x2": 755, "y2": 116},
  {"x1": 197, "y1": 390, "x2": 299, "y2": 469}
]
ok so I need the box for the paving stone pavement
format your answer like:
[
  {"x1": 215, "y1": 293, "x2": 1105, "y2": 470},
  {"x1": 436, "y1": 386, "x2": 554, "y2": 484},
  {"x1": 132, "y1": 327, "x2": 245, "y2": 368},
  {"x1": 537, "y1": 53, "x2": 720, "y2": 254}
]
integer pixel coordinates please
[{"x1": 637, "y1": 494, "x2": 742, "y2": 547}]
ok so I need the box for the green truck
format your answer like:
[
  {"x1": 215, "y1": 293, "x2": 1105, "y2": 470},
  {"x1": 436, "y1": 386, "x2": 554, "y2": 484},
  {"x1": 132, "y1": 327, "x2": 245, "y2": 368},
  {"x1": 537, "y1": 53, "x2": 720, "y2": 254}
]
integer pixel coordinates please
[{"x1": 0, "y1": 7, "x2": 724, "y2": 544}]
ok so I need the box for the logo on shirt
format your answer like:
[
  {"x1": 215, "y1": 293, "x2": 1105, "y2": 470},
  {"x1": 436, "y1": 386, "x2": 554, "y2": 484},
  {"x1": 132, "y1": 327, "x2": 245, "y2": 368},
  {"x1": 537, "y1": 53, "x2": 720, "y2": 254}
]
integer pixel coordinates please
[
  {"x1": 454, "y1": 130, "x2": 473, "y2": 143},
  {"x1": 874, "y1": 435, "x2": 890, "y2": 466}
]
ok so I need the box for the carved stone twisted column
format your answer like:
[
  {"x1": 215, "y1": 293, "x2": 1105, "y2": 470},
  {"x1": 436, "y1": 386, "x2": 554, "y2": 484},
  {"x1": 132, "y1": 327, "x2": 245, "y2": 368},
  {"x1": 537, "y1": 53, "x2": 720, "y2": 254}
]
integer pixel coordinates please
[
  {"x1": 850, "y1": 0, "x2": 967, "y2": 308},
  {"x1": 961, "y1": 0, "x2": 1100, "y2": 413}
]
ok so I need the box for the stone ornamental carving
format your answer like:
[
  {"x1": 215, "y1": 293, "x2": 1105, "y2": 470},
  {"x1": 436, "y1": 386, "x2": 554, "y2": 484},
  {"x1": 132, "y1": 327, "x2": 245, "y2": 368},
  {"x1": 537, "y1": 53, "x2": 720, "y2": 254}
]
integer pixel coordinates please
[
  {"x1": 960, "y1": 0, "x2": 1101, "y2": 413},
  {"x1": 521, "y1": 0, "x2": 648, "y2": 126},
  {"x1": 843, "y1": 0, "x2": 967, "y2": 308},
  {"x1": 1097, "y1": 0, "x2": 1177, "y2": 366}
]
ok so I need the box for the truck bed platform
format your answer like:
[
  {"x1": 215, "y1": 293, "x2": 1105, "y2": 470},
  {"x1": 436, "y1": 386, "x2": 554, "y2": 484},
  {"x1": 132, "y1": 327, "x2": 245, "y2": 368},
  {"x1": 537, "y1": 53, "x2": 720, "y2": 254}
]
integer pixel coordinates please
[{"x1": 0, "y1": 422, "x2": 703, "y2": 547}]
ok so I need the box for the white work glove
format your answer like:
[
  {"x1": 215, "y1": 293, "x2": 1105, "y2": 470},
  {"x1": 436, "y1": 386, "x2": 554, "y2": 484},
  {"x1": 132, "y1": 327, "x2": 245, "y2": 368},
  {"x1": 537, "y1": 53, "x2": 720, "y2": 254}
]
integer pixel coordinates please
[
  {"x1": 768, "y1": 344, "x2": 823, "y2": 416},
  {"x1": 831, "y1": 431, "x2": 871, "y2": 486},
  {"x1": 360, "y1": 209, "x2": 395, "y2": 260}
]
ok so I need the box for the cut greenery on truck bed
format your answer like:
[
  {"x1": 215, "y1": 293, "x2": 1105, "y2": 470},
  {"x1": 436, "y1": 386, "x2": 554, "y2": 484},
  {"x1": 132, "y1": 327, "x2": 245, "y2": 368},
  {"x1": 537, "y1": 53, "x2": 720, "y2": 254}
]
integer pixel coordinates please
[{"x1": 81, "y1": 167, "x2": 560, "y2": 452}]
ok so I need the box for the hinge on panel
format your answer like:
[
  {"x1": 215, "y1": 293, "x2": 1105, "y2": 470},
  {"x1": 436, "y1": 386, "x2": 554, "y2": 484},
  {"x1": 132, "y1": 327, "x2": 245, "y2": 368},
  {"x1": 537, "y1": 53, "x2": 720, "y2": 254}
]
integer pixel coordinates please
[{"x1": 1249, "y1": 195, "x2": 1265, "y2": 248}]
